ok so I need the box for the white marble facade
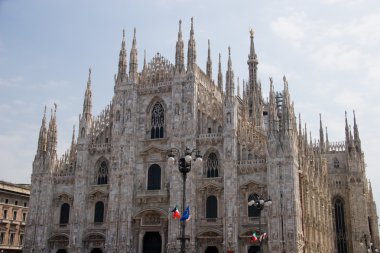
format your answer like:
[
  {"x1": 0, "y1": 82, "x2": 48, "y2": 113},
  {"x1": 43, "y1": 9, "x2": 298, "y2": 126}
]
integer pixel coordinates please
[{"x1": 23, "y1": 19, "x2": 379, "y2": 253}]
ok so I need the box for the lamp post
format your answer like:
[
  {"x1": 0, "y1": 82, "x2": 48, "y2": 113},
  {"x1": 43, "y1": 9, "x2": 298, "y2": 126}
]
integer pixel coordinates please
[
  {"x1": 168, "y1": 147, "x2": 203, "y2": 253},
  {"x1": 360, "y1": 233, "x2": 379, "y2": 253},
  {"x1": 248, "y1": 193, "x2": 272, "y2": 253}
]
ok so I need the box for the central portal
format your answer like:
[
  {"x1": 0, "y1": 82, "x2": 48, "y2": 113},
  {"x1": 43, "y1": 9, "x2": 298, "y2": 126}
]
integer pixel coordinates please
[
  {"x1": 143, "y1": 232, "x2": 162, "y2": 253},
  {"x1": 248, "y1": 246, "x2": 260, "y2": 253}
]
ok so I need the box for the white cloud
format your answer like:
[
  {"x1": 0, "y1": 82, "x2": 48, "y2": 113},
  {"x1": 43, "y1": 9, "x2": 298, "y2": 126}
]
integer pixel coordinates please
[
  {"x1": 334, "y1": 91, "x2": 366, "y2": 109},
  {"x1": 271, "y1": 14, "x2": 306, "y2": 48},
  {"x1": 0, "y1": 76, "x2": 24, "y2": 88}
]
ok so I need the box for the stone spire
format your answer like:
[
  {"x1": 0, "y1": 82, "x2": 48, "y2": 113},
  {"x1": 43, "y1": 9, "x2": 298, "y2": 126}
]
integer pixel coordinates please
[
  {"x1": 129, "y1": 28, "x2": 138, "y2": 82},
  {"x1": 319, "y1": 113, "x2": 325, "y2": 152},
  {"x1": 175, "y1": 20, "x2": 185, "y2": 73},
  {"x1": 247, "y1": 29, "x2": 258, "y2": 90},
  {"x1": 82, "y1": 68, "x2": 92, "y2": 121},
  {"x1": 353, "y1": 110, "x2": 361, "y2": 152},
  {"x1": 206, "y1": 39, "x2": 212, "y2": 79},
  {"x1": 69, "y1": 125, "x2": 76, "y2": 161},
  {"x1": 268, "y1": 77, "x2": 276, "y2": 134},
  {"x1": 37, "y1": 106, "x2": 47, "y2": 155},
  {"x1": 225, "y1": 47, "x2": 235, "y2": 98},
  {"x1": 247, "y1": 29, "x2": 262, "y2": 126},
  {"x1": 187, "y1": 17, "x2": 197, "y2": 72},
  {"x1": 143, "y1": 49, "x2": 147, "y2": 70},
  {"x1": 325, "y1": 126, "x2": 329, "y2": 151},
  {"x1": 117, "y1": 29, "x2": 128, "y2": 82},
  {"x1": 217, "y1": 53, "x2": 223, "y2": 91},
  {"x1": 345, "y1": 111, "x2": 350, "y2": 145},
  {"x1": 47, "y1": 103, "x2": 58, "y2": 156}
]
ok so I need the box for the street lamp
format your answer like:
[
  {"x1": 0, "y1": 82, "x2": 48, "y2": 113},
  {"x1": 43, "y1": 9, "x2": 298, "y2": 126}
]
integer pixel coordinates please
[
  {"x1": 168, "y1": 147, "x2": 202, "y2": 253},
  {"x1": 248, "y1": 193, "x2": 272, "y2": 253},
  {"x1": 360, "y1": 233, "x2": 378, "y2": 253}
]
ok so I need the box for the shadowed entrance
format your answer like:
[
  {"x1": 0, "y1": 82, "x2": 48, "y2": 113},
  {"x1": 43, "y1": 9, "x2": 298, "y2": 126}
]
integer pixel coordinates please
[
  {"x1": 248, "y1": 246, "x2": 260, "y2": 253},
  {"x1": 205, "y1": 246, "x2": 219, "y2": 253},
  {"x1": 143, "y1": 232, "x2": 162, "y2": 253}
]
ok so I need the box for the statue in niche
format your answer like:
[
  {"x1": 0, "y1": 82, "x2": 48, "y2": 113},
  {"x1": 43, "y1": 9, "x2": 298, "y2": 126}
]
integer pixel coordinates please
[{"x1": 174, "y1": 104, "x2": 179, "y2": 115}]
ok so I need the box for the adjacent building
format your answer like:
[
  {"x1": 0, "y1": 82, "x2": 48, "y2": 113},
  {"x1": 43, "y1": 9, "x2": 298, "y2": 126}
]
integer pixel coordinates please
[
  {"x1": 23, "y1": 19, "x2": 379, "y2": 253},
  {"x1": 0, "y1": 181, "x2": 30, "y2": 253}
]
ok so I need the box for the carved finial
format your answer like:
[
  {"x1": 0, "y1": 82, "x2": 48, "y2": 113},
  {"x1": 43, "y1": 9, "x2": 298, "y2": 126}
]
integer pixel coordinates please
[
  {"x1": 249, "y1": 28, "x2": 254, "y2": 38},
  {"x1": 123, "y1": 29, "x2": 125, "y2": 39},
  {"x1": 228, "y1": 46, "x2": 231, "y2": 56},
  {"x1": 179, "y1": 19, "x2": 182, "y2": 32},
  {"x1": 54, "y1": 102, "x2": 57, "y2": 113},
  {"x1": 269, "y1": 77, "x2": 273, "y2": 85},
  {"x1": 283, "y1": 75, "x2": 286, "y2": 83},
  {"x1": 133, "y1": 27, "x2": 136, "y2": 38}
]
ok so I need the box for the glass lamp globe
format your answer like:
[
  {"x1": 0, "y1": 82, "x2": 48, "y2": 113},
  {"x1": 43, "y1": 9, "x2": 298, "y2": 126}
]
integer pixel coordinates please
[
  {"x1": 185, "y1": 154, "x2": 192, "y2": 163},
  {"x1": 168, "y1": 156, "x2": 175, "y2": 165}
]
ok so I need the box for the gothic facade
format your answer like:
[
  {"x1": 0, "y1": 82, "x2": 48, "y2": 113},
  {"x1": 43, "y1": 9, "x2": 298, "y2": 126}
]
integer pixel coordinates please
[{"x1": 23, "y1": 19, "x2": 379, "y2": 253}]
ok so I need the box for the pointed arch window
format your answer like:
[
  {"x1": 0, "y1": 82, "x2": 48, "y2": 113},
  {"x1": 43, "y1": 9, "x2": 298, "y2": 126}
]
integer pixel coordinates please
[
  {"x1": 94, "y1": 201, "x2": 104, "y2": 223},
  {"x1": 206, "y1": 195, "x2": 217, "y2": 218},
  {"x1": 151, "y1": 103, "x2": 164, "y2": 139},
  {"x1": 334, "y1": 198, "x2": 348, "y2": 253},
  {"x1": 334, "y1": 158, "x2": 340, "y2": 168},
  {"x1": 206, "y1": 153, "x2": 219, "y2": 178},
  {"x1": 59, "y1": 203, "x2": 70, "y2": 225},
  {"x1": 97, "y1": 160, "x2": 108, "y2": 185},
  {"x1": 147, "y1": 164, "x2": 161, "y2": 190}
]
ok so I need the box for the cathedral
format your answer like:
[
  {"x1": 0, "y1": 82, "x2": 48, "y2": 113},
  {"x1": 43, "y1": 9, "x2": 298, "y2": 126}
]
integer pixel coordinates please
[{"x1": 23, "y1": 18, "x2": 380, "y2": 253}]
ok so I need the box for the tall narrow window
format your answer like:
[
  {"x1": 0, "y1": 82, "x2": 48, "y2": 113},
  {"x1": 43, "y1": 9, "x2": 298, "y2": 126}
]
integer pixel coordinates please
[
  {"x1": 3, "y1": 210, "x2": 7, "y2": 219},
  {"x1": 97, "y1": 160, "x2": 108, "y2": 185},
  {"x1": 206, "y1": 153, "x2": 219, "y2": 178},
  {"x1": 94, "y1": 201, "x2": 104, "y2": 223},
  {"x1": 19, "y1": 234, "x2": 24, "y2": 245},
  {"x1": 147, "y1": 164, "x2": 161, "y2": 190},
  {"x1": 0, "y1": 232, "x2": 4, "y2": 244},
  {"x1": 334, "y1": 198, "x2": 347, "y2": 253},
  {"x1": 206, "y1": 195, "x2": 217, "y2": 219},
  {"x1": 59, "y1": 203, "x2": 70, "y2": 225},
  {"x1": 9, "y1": 233, "x2": 14, "y2": 245},
  {"x1": 151, "y1": 103, "x2": 164, "y2": 139}
]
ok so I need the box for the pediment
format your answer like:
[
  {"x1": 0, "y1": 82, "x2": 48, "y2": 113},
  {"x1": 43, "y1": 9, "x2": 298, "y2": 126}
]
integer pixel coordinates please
[
  {"x1": 48, "y1": 233, "x2": 69, "y2": 242},
  {"x1": 55, "y1": 192, "x2": 74, "y2": 204},
  {"x1": 240, "y1": 180, "x2": 266, "y2": 194},
  {"x1": 200, "y1": 182, "x2": 223, "y2": 191},
  {"x1": 197, "y1": 228, "x2": 223, "y2": 238},
  {"x1": 88, "y1": 189, "x2": 108, "y2": 200},
  {"x1": 140, "y1": 145, "x2": 168, "y2": 161}
]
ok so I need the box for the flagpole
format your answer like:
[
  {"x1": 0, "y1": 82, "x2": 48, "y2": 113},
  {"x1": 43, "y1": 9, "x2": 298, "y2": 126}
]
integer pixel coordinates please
[
  {"x1": 167, "y1": 147, "x2": 203, "y2": 253},
  {"x1": 180, "y1": 172, "x2": 187, "y2": 253}
]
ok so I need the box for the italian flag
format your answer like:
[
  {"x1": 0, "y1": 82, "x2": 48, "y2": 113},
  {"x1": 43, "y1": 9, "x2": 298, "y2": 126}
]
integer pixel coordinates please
[
  {"x1": 251, "y1": 232, "x2": 259, "y2": 242},
  {"x1": 171, "y1": 206, "x2": 181, "y2": 219}
]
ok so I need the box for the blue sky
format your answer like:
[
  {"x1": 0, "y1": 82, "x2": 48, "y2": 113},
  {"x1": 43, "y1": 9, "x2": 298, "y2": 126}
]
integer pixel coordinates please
[{"x1": 1, "y1": 0, "x2": 380, "y2": 206}]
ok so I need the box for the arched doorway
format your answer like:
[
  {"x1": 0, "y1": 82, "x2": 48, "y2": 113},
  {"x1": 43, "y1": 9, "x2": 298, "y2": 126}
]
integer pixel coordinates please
[
  {"x1": 91, "y1": 248, "x2": 102, "y2": 253},
  {"x1": 248, "y1": 246, "x2": 260, "y2": 253},
  {"x1": 56, "y1": 250, "x2": 67, "y2": 253},
  {"x1": 143, "y1": 232, "x2": 162, "y2": 253},
  {"x1": 205, "y1": 246, "x2": 219, "y2": 253}
]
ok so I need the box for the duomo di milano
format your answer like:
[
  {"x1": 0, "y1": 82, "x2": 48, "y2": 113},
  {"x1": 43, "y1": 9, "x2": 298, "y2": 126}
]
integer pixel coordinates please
[{"x1": 24, "y1": 18, "x2": 380, "y2": 253}]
